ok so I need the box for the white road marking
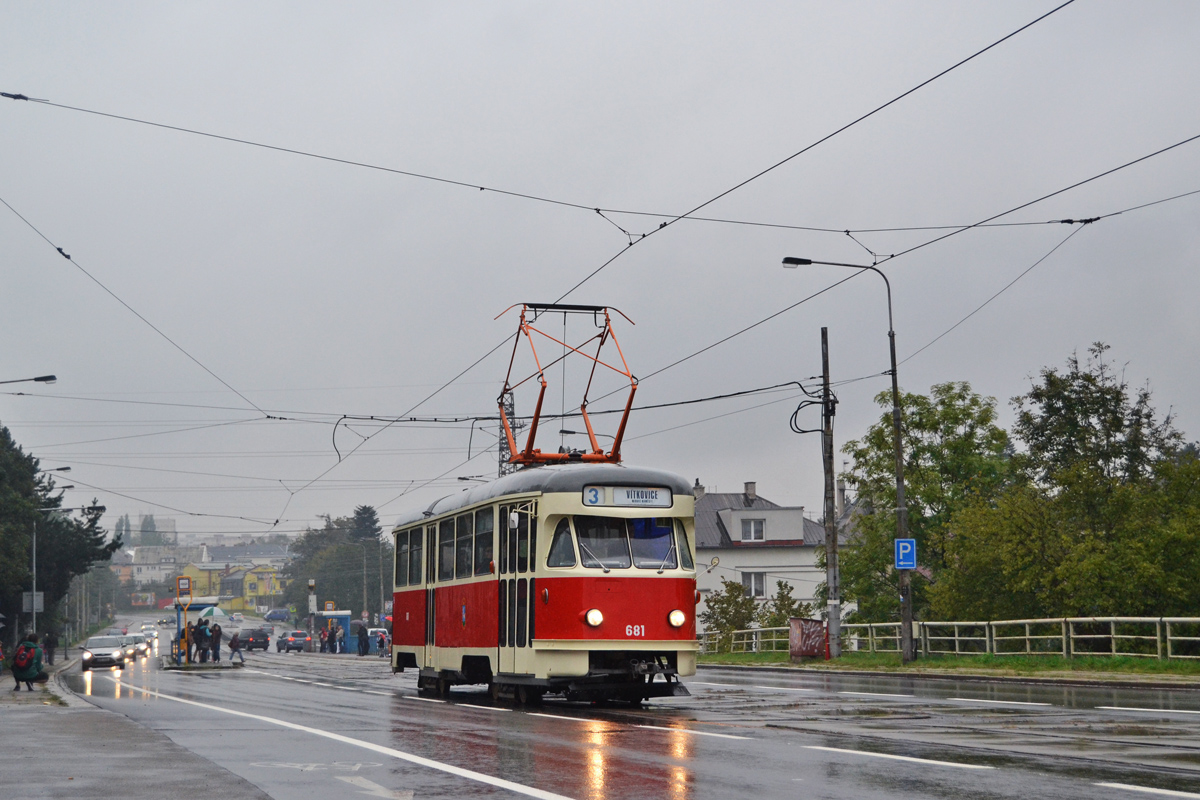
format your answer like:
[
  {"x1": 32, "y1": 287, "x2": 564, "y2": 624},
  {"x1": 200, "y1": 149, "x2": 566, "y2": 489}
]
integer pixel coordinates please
[
  {"x1": 1095, "y1": 783, "x2": 1200, "y2": 798},
  {"x1": 458, "y1": 704, "x2": 510, "y2": 712},
  {"x1": 803, "y1": 745, "x2": 994, "y2": 769},
  {"x1": 527, "y1": 712, "x2": 588, "y2": 723},
  {"x1": 364, "y1": 691, "x2": 391, "y2": 696},
  {"x1": 636, "y1": 724, "x2": 751, "y2": 740},
  {"x1": 1099, "y1": 706, "x2": 1200, "y2": 716},
  {"x1": 404, "y1": 695, "x2": 446, "y2": 704},
  {"x1": 839, "y1": 691, "x2": 914, "y2": 699},
  {"x1": 693, "y1": 681, "x2": 812, "y2": 692},
  {"x1": 105, "y1": 677, "x2": 571, "y2": 800},
  {"x1": 948, "y1": 697, "x2": 1050, "y2": 706},
  {"x1": 337, "y1": 775, "x2": 414, "y2": 799}
]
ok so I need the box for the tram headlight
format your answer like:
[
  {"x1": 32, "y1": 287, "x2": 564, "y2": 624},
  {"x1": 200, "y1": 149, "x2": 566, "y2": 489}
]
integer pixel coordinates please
[
  {"x1": 585, "y1": 608, "x2": 604, "y2": 627},
  {"x1": 668, "y1": 609, "x2": 686, "y2": 628}
]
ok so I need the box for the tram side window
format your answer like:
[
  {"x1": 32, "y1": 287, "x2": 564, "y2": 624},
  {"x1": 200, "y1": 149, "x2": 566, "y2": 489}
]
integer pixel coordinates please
[
  {"x1": 455, "y1": 513, "x2": 473, "y2": 579},
  {"x1": 547, "y1": 518, "x2": 576, "y2": 568},
  {"x1": 516, "y1": 512, "x2": 529, "y2": 574},
  {"x1": 395, "y1": 530, "x2": 410, "y2": 588},
  {"x1": 410, "y1": 527, "x2": 423, "y2": 585},
  {"x1": 425, "y1": 525, "x2": 436, "y2": 584},
  {"x1": 508, "y1": 509, "x2": 519, "y2": 574},
  {"x1": 438, "y1": 519, "x2": 455, "y2": 582},
  {"x1": 498, "y1": 506, "x2": 510, "y2": 575},
  {"x1": 474, "y1": 507, "x2": 494, "y2": 576},
  {"x1": 676, "y1": 520, "x2": 694, "y2": 570}
]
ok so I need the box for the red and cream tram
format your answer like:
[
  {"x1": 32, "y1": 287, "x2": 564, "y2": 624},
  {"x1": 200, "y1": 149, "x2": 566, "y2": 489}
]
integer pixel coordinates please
[{"x1": 389, "y1": 463, "x2": 697, "y2": 704}]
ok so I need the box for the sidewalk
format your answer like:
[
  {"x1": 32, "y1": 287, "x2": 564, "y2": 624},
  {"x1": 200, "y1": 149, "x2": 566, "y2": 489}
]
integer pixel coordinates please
[{"x1": 0, "y1": 655, "x2": 273, "y2": 799}]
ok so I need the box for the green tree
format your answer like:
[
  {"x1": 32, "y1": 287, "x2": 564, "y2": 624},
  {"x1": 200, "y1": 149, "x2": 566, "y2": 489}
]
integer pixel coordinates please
[
  {"x1": 756, "y1": 581, "x2": 814, "y2": 628},
  {"x1": 930, "y1": 345, "x2": 1197, "y2": 620},
  {"x1": 839, "y1": 382, "x2": 1011, "y2": 622},
  {"x1": 139, "y1": 514, "x2": 166, "y2": 546},
  {"x1": 699, "y1": 578, "x2": 758, "y2": 650},
  {"x1": 0, "y1": 425, "x2": 118, "y2": 646},
  {"x1": 282, "y1": 508, "x2": 392, "y2": 622}
]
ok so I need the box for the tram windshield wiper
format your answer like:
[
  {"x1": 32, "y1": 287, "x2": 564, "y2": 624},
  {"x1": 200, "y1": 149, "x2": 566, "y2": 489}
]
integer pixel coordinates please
[
  {"x1": 577, "y1": 540, "x2": 610, "y2": 573},
  {"x1": 655, "y1": 538, "x2": 677, "y2": 574}
]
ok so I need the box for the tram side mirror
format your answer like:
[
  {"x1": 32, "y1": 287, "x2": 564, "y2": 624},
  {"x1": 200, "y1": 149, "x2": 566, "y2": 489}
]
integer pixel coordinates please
[
  {"x1": 706, "y1": 556, "x2": 719, "y2": 574},
  {"x1": 509, "y1": 511, "x2": 520, "y2": 529}
]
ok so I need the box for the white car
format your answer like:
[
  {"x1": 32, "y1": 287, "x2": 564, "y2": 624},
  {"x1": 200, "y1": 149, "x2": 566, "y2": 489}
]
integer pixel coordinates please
[
  {"x1": 230, "y1": 613, "x2": 245, "y2": 623},
  {"x1": 139, "y1": 624, "x2": 159, "y2": 641}
]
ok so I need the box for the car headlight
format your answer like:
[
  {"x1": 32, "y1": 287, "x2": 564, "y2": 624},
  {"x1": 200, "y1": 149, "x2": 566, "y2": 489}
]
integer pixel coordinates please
[
  {"x1": 585, "y1": 608, "x2": 604, "y2": 627},
  {"x1": 111, "y1": 650, "x2": 122, "y2": 658},
  {"x1": 82, "y1": 650, "x2": 93, "y2": 660},
  {"x1": 668, "y1": 609, "x2": 686, "y2": 628}
]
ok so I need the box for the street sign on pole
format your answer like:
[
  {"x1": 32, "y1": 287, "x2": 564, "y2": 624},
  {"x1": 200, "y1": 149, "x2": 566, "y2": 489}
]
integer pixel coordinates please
[
  {"x1": 894, "y1": 539, "x2": 917, "y2": 570},
  {"x1": 22, "y1": 592, "x2": 44, "y2": 613},
  {"x1": 308, "y1": 595, "x2": 317, "y2": 614}
]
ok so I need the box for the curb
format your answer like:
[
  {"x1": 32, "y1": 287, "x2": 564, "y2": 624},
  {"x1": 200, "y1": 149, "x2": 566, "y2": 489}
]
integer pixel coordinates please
[{"x1": 696, "y1": 662, "x2": 1200, "y2": 692}]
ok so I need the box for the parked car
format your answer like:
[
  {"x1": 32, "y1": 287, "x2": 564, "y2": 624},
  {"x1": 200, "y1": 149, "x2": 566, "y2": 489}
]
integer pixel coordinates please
[
  {"x1": 230, "y1": 612, "x2": 245, "y2": 623},
  {"x1": 244, "y1": 628, "x2": 273, "y2": 651},
  {"x1": 276, "y1": 630, "x2": 311, "y2": 653},
  {"x1": 80, "y1": 636, "x2": 128, "y2": 671},
  {"x1": 264, "y1": 608, "x2": 290, "y2": 622}
]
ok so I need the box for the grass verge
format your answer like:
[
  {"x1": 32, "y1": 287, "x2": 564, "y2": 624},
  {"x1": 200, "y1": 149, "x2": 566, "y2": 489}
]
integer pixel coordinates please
[{"x1": 698, "y1": 650, "x2": 1200, "y2": 679}]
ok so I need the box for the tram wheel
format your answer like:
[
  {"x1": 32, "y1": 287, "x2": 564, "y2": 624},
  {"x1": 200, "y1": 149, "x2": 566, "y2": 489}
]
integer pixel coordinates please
[
  {"x1": 488, "y1": 682, "x2": 500, "y2": 702},
  {"x1": 436, "y1": 677, "x2": 451, "y2": 698},
  {"x1": 516, "y1": 685, "x2": 543, "y2": 706}
]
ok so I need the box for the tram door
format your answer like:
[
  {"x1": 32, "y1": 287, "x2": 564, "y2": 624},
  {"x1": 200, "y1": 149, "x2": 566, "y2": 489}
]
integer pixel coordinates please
[
  {"x1": 497, "y1": 503, "x2": 536, "y2": 675},
  {"x1": 423, "y1": 523, "x2": 436, "y2": 669}
]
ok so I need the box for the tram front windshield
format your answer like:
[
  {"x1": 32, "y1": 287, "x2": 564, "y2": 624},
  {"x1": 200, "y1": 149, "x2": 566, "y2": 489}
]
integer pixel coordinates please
[{"x1": 573, "y1": 516, "x2": 687, "y2": 570}]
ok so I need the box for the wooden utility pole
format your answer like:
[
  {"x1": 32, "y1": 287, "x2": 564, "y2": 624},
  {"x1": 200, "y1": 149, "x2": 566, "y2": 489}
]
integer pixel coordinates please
[{"x1": 821, "y1": 328, "x2": 841, "y2": 657}]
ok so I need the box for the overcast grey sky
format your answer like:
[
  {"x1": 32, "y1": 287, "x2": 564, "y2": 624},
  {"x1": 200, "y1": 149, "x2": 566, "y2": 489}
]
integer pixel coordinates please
[{"x1": 3, "y1": 1, "x2": 1198, "y2": 539}]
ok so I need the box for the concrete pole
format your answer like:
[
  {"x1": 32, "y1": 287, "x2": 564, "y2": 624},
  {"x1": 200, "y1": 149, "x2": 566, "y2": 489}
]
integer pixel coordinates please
[{"x1": 821, "y1": 328, "x2": 841, "y2": 658}]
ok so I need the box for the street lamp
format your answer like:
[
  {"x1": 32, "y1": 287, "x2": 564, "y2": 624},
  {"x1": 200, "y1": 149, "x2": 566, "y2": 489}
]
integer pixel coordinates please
[
  {"x1": 782, "y1": 256, "x2": 915, "y2": 663},
  {"x1": 0, "y1": 374, "x2": 56, "y2": 385}
]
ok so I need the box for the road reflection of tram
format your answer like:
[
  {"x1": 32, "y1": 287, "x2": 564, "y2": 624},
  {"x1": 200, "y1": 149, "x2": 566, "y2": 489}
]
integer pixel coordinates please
[{"x1": 389, "y1": 303, "x2": 699, "y2": 705}]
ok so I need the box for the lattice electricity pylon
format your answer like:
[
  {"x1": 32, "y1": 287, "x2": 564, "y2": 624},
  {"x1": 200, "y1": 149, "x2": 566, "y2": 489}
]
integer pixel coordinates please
[
  {"x1": 497, "y1": 389, "x2": 524, "y2": 476},
  {"x1": 496, "y1": 303, "x2": 636, "y2": 466}
]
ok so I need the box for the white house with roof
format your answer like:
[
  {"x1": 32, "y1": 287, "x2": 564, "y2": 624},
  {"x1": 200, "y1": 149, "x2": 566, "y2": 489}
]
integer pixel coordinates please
[{"x1": 693, "y1": 480, "x2": 853, "y2": 630}]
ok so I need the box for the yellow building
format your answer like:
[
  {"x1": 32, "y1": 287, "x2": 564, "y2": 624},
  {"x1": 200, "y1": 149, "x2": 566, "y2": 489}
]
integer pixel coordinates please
[
  {"x1": 219, "y1": 564, "x2": 289, "y2": 612},
  {"x1": 180, "y1": 563, "x2": 228, "y2": 596}
]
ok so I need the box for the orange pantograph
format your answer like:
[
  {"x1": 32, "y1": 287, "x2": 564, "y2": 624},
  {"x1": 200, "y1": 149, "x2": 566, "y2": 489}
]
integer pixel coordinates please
[{"x1": 497, "y1": 303, "x2": 636, "y2": 465}]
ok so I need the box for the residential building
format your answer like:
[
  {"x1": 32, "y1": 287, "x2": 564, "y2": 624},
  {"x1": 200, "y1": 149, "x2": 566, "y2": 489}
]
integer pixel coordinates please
[
  {"x1": 693, "y1": 480, "x2": 851, "y2": 630},
  {"x1": 130, "y1": 545, "x2": 208, "y2": 586},
  {"x1": 207, "y1": 543, "x2": 291, "y2": 570}
]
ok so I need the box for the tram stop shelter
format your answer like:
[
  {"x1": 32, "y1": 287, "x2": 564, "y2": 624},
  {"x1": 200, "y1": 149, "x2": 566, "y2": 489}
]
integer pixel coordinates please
[
  {"x1": 172, "y1": 595, "x2": 221, "y2": 665},
  {"x1": 318, "y1": 610, "x2": 352, "y2": 652}
]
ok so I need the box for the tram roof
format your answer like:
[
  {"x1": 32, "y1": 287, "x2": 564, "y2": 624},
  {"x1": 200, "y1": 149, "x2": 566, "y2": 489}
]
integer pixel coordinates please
[{"x1": 391, "y1": 462, "x2": 692, "y2": 530}]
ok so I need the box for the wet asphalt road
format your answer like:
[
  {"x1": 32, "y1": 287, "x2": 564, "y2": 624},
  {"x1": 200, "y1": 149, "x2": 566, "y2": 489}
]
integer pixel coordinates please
[{"x1": 62, "y1": 633, "x2": 1200, "y2": 800}]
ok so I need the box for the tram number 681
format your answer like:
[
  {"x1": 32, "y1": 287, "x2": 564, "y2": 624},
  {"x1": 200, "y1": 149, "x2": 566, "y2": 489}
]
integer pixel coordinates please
[{"x1": 626, "y1": 624, "x2": 646, "y2": 637}]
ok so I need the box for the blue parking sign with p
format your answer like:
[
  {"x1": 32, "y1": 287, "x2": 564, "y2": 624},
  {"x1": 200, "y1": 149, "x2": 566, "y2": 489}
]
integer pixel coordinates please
[{"x1": 895, "y1": 539, "x2": 917, "y2": 570}]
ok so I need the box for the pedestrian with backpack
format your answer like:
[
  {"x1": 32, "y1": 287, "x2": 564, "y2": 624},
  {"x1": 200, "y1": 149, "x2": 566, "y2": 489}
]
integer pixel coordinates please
[
  {"x1": 12, "y1": 633, "x2": 47, "y2": 691},
  {"x1": 227, "y1": 631, "x2": 245, "y2": 663}
]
